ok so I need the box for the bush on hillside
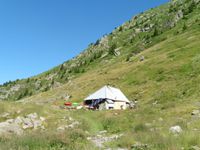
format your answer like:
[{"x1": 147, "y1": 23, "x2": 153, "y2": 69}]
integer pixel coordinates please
[{"x1": 109, "y1": 43, "x2": 117, "y2": 55}]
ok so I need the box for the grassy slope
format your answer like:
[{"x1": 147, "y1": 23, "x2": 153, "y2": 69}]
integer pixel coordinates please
[
  {"x1": 1, "y1": 20, "x2": 198, "y2": 149},
  {"x1": 1, "y1": 0, "x2": 197, "y2": 101},
  {"x1": 0, "y1": 0, "x2": 200, "y2": 149}
]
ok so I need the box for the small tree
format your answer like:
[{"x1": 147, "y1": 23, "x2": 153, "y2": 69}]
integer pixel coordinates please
[
  {"x1": 188, "y1": 1, "x2": 195, "y2": 13},
  {"x1": 109, "y1": 43, "x2": 117, "y2": 55},
  {"x1": 152, "y1": 27, "x2": 159, "y2": 37},
  {"x1": 182, "y1": 23, "x2": 187, "y2": 31},
  {"x1": 59, "y1": 64, "x2": 64, "y2": 71},
  {"x1": 119, "y1": 26, "x2": 123, "y2": 32},
  {"x1": 26, "y1": 78, "x2": 30, "y2": 83}
]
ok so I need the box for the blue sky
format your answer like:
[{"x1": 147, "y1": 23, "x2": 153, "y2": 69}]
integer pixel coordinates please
[{"x1": 0, "y1": 0, "x2": 169, "y2": 84}]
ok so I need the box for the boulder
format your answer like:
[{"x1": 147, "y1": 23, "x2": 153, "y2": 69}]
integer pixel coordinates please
[
  {"x1": 140, "y1": 56, "x2": 145, "y2": 62},
  {"x1": 169, "y1": 125, "x2": 182, "y2": 134},
  {"x1": 57, "y1": 126, "x2": 65, "y2": 131},
  {"x1": 99, "y1": 130, "x2": 107, "y2": 134},
  {"x1": 0, "y1": 112, "x2": 45, "y2": 136},
  {"x1": 175, "y1": 10, "x2": 183, "y2": 23},
  {"x1": 190, "y1": 146, "x2": 200, "y2": 150},
  {"x1": 6, "y1": 119, "x2": 14, "y2": 124},
  {"x1": 191, "y1": 110, "x2": 200, "y2": 116},
  {"x1": 76, "y1": 106, "x2": 83, "y2": 110},
  {"x1": 33, "y1": 120, "x2": 42, "y2": 129},
  {"x1": 22, "y1": 118, "x2": 33, "y2": 129},
  {"x1": 0, "y1": 122, "x2": 23, "y2": 136},
  {"x1": 14, "y1": 117, "x2": 23, "y2": 124},
  {"x1": 66, "y1": 121, "x2": 80, "y2": 128},
  {"x1": 40, "y1": 116, "x2": 46, "y2": 121},
  {"x1": 131, "y1": 142, "x2": 149, "y2": 150},
  {"x1": 27, "y1": 113, "x2": 38, "y2": 120},
  {"x1": 0, "y1": 112, "x2": 10, "y2": 118}
]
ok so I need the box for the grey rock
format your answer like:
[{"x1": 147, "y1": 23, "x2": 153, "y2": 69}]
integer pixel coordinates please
[
  {"x1": 27, "y1": 113, "x2": 38, "y2": 120},
  {"x1": 6, "y1": 119, "x2": 14, "y2": 124},
  {"x1": 88, "y1": 133, "x2": 123, "y2": 148},
  {"x1": 99, "y1": 130, "x2": 107, "y2": 134},
  {"x1": 57, "y1": 126, "x2": 65, "y2": 131},
  {"x1": 33, "y1": 120, "x2": 42, "y2": 129},
  {"x1": 22, "y1": 118, "x2": 33, "y2": 129},
  {"x1": 0, "y1": 112, "x2": 45, "y2": 136},
  {"x1": 40, "y1": 116, "x2": 45, "y2": 121},
  {"x1": 14, "y1": 117, "x2": 23, "y2": 124},
  {"x1": 169, "y1": 125, "x2": 182, "y2": 134},
  {"x1": 66, "y1": 121, "x2": 80, "y2": 128},
  {"x1": 0, "y1": 122, "x2": 23, "y2": 136},
  {"x1": 131, "y1": 142, "x2": 149, "y2": 150},
  {"x1": 191, "y1": 110, "x2": 200, "y2": 116},
  {"x1": 175, "y1": 10, "x2": 183, "y2": 23},
  {"x1": 140, "y1": 56, "x2": 145, "y2": 62},
  {"x1": 191, "y1": 146, "x2": 200, "y2": 150},
  {"x1": 0, "y1": 112, "x2": 10, "y2": 118}
]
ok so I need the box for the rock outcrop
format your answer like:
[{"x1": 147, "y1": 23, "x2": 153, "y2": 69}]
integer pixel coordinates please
[{"x1": 0, "y1": 113, "x2": 45, "y2": 136}]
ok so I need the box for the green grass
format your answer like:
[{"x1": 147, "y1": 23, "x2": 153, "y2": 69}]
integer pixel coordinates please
[
  {"x1": 0, "y1": 0, "x2": 200, "y2": 149},
  {"x1": 0, "y1": 23, "x2": 197, "y2": 149}
]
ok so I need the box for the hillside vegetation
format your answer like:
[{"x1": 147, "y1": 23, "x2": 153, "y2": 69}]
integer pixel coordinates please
[
  {"x1": 0, "y1": 0, "x2": 200, "y2": 149},
  {"x1": 0, "y1": 0, "x2": 199, "y2": 102}
]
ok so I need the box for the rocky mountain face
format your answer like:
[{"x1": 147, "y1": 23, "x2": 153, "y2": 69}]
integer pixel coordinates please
[{"x1": 0, "y1": 0, "x2": 199, "y2": 101}]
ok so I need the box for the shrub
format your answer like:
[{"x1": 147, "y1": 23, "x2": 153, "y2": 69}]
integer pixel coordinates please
[
  {"x1": 109, "y1": 44, "x2": 117, "y2": 55},
  {"x1": 152, "y1": 27, "x2": 159, "y2": 37},
  {"x1": 182, "y1": 23, "x2": 187, "y2": 31},
  {"x1": 134, "y1": 123, "x2": 148, "y2": 132}
]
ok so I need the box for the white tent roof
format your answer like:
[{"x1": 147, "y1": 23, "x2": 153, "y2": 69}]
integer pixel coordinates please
[{"x1": 84, "y1": 85, "x2": 130, "y2": 103}]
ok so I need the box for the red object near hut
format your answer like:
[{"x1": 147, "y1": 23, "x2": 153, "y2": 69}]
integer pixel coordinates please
[{"x1": 64, "y1": 102, "x2": 72, "y2": 106}]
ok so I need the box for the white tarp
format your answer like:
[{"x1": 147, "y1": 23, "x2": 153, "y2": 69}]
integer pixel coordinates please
[{"x1": 84, "y1": 85, "x2": 130, "y2": 103}]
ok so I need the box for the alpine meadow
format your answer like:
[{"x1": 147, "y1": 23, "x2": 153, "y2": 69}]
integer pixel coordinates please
[{"x1": 0, "y1": 0, "x2": 200, "y2": 149}]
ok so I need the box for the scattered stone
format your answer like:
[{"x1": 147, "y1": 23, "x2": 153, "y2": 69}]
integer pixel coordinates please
[
  {"x1": 0, "y1": 112, "x2": 10, "y2": 118},
  {"x1": 66, "y1": 121, "x2": 80, "y2": 128},
  {"x1": 145, "y1": 123, "x2": 152, "y2": 127},
  {"x1": 40, "y1": 116, "x2": 46, "y2": 121},
  {"x1": 57, "y1": 126, "x2": 65, "y2": 131},
  {"x1": 76, "y1": 106, "x2": 83, "y2": 110},
  {"x1": 14, "y1": 117, "x2": 23, "y2": 124},
  {"x1": 191, "y1": 110, "x2": 200, "y2": 116},
  {"x1": 158, "y1": 117, "x2": 163, "y2": 122},
  {"x1": 69, "y1": 117, "x2": 73, "y2": 121},
  {"x1": 16, "y1": 110, "x2": 21, "y2": 114},
  {"x1": 27, "y1": 113, "x2": 38, "y2": 120},
  {"x1": 114, "y1": 48, "x2": 121, "y2": 56},
  {"x1": 57, "y1": 118, "x2": 80, "y2": 131},
  {"x1": 135, "y1": 28, "x2": 141, "y2": 34},
  {"x1": 0, "y1": 112, "x2": 46, "y2": 136},
  {"x1": 0, "y1": 122, "x2": 23, "y2": 136},
  {"x1": 114, "y1": 113, "x2": 118, "y2": 116},
  {"x1": 190, "y1": 146, "x2": 200, "y2": 150},
  {"x1": 88, "y1": 133, "x2": 123, "y2": 148},
  {"x1": 106, "y1": 148, "x2": 128, "y2": 150},
  {"x1": 169, "y1": 125, "x2": 182, "y2": 134},
  {"x1": 140, "y1": 56, "x2": 145, "y2": 62},
  {"x1": 99, "y1": 130, "x2": 107, "y2": 134},
  {"x1": 152, "y1": 101, "x2": 158, "y2": 106},
  {"x1": 175, "y1": 10, "x2": 183, "y2": 23},
  {"x1": 33, "y1": 120, "x2": 43, "y2": 129},
  {"x1": 22, "y1": 118, "x2": 33, "y2": 129},
  {"x1": 131, "y1": 142, "x2": 149, "y2": 150},
  {"x1": 6, "y1": 119, "x2": 14, "y2": 124}
]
